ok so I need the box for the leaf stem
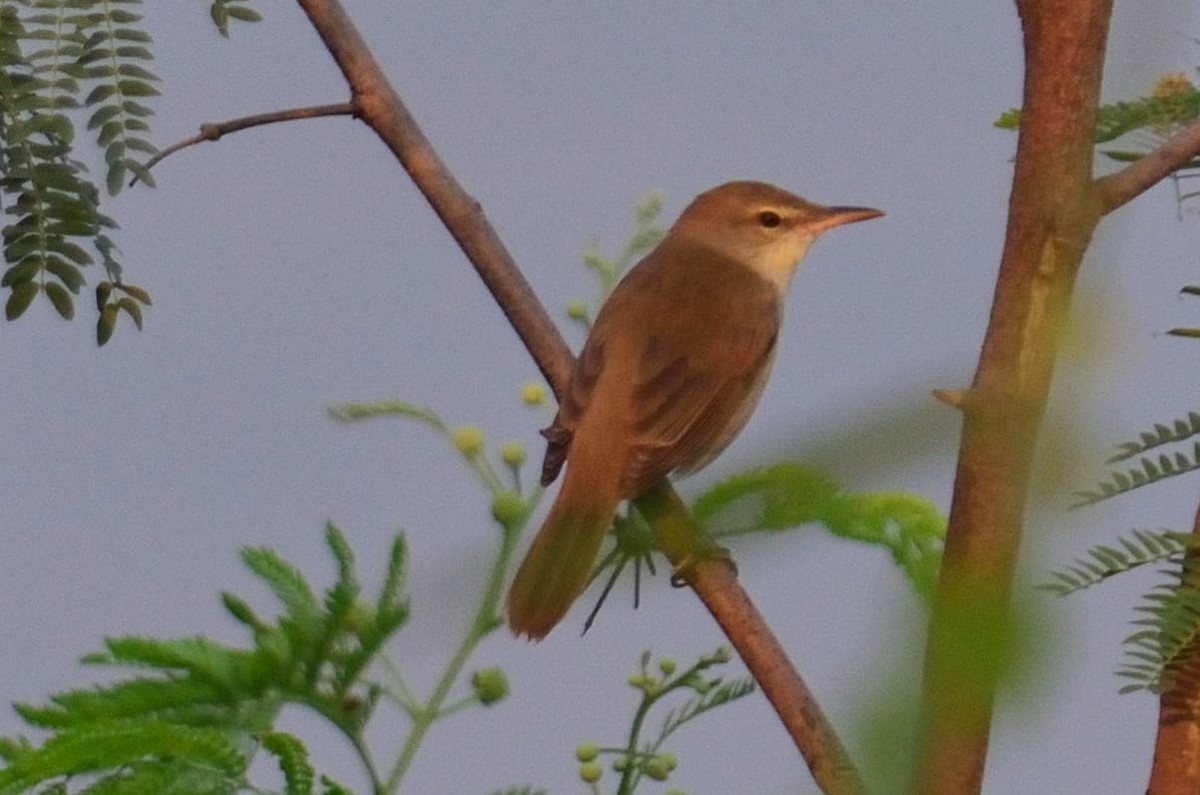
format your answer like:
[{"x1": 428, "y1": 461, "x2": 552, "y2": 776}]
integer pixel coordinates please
[{"x1": 382, "y1": 518, "x2": 522, "y2": 792}]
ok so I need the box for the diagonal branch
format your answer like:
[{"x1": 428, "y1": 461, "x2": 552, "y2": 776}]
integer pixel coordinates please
[
  {"x1": 134, "y1": 103, "x2": 355, "y2": 185},
  {"x1": 294, "y1": 1, "x2": 865, "y2": 792},
  {"x1": 1095, "y1": 116, "x2": 1200, "y2": 215},
  {"x1": 295, "y1": 0, "x2": 572, "y2": 393}
]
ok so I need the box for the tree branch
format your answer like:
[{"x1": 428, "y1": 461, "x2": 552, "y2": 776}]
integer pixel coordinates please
[
  {"x1": 913, "y1": 2, "x2": 1111, "y2": 793},
  {"x1": 1095, "y1": 116, "x2": 1200, "y2": 215},
  {"x1": 134, "y1": 103, "x2": 355, "y2": 185},
  {"x1": 295, "y1": 0, "x2": 572, "y2": 392},
  {"x1": 295, "y1": 1, "x2": 865, "y2": 792}
]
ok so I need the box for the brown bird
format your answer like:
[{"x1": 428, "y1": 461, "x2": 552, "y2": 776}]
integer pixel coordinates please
[{"x1": 507, "y1": 181, "x2": 882, "y2": 640}]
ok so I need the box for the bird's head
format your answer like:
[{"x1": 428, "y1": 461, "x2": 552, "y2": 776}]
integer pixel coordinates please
[{"x1": 671, "y1": 180, "x2": 883, "y2": 291}]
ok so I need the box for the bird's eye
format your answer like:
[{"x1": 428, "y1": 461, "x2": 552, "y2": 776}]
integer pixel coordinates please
[{"x1": 758, "y1": 210, "x2": 782, "y2": 228}]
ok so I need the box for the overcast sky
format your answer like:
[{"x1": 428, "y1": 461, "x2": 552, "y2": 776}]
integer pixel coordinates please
[{"x1": 6, "y1": 3, "x2": 1200, "y2": 793}]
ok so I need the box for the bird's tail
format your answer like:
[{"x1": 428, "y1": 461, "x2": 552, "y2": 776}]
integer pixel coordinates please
[{"x1": 506, "y1": 477, "x2": 619, "y2": 640}]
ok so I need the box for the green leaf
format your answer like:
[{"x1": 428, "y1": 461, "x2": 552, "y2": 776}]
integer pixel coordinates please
[
  {"x1": 692, "y1": 463, "x2": 841, "y2": 529},
  {"x1": 0, "y1": 720, "x2": 245, "y2": 789},
  {"x1": 97, "y1": 302, "x2": 118, "y2": 345},
  {"x1": 226, "y1": 6, "x2": 264, "y2": 23},
  {"x1": 262, "y1": 733, "x2": 313, "y2": 795},
  {"x1": 117, "y1": 296, "x2": 142, "y2": 330},
  {"x1": 96, "y1": 281, "x2": 113, "y2": 311},
  {"x1": 44, "y1": 281, "x2": 73, "y2": 319},
  {"x1": 114, "y1": 282, "x2": 151, "y2": 305},
  {"x1": 2, "y1": 259, "x2": 41, "y2": 288},
  {"x1": 6, "y1": 281, "x2": 39, "y2": 320},
  {"x1": 106, "y1": 160, "x2": 127, "y2": 195},
  {"x1": 211, "y1": 4, "x2": 230, "y2": 37}
]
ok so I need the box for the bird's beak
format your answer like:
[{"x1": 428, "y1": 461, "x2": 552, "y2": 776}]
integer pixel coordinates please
[{"x1": 809, "y1": 205, "x2": 884, "y2": 234}]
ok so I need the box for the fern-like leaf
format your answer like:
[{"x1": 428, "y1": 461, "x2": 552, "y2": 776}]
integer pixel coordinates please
[
  {"x1": 693, "y1": 463, "x2": 945, "y2": 597},
  {"x1": 1118, "y1": 579, "x2": 1200, "y2": 697},
  {"x1": 1071, "y1": 446, "x2": 1200, "y2": 507},
  {"x1": 658, "y1": 677, "x2": 755, "y2": 740},
  {"x1": 1105, "y1": 412, "x2": 1200, "y2": 463},
  {"x1": 262, "y1": 732, "x2": 314, "y2": 795},
  {"x1": 1040, "y1": 529, "x2": 1195, "y2": 595},
  {"x1": 997, "y1": 86, "x2": 1200, "y2": 143},
  {"x1": 0, "y1": 720, "x2": 246, "y2": 792},
  {"x1": 0, "y1": 2, "x2": 163, "y2": 340}
]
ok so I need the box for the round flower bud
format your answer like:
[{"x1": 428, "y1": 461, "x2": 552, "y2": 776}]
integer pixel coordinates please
[
  {"x1": 471, "y1": 668, "x2": 509, "y2": 706},
  {"x1": 658, "y1": 657, "x2": 676, "y2": 676},
  {"x1": 579, "y1": 761, "x2": 602, "y2": 783},
  {"x1": 575, "y1": 743, "x2": 599, "y2": 762},
  {"x1": 500, "y1": 441, "x2": 526, "y2": 466},
  {"x1": 451, "y1": 425, "x2": 485, "y2": 457},
  {"x1": 645, "y1": 756, "x2": 672, "y2": 781},
  {"x1": 521, "y1": 382, "x2": 546, "y2": 406},
  {"x1": 566, "y1": 300, "x2": 589, "y2": 320},
  {"x1": 491, "y1": 491, "x2": 526, "y2": 526}
]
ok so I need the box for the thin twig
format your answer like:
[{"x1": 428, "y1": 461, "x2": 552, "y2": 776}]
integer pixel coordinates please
[
  {"x1": 1095, "y1": 117, "x2": 1200, "y2": 215},
  {"x1": 295, "y1": 1, "x2": 866, "y2": 792},
  {"x1": 132, "y1": 103, "x2": 354, "y2": 185}
]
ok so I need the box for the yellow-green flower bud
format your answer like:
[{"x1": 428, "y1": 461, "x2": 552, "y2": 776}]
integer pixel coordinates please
[
  {"x1": 575, "y1": 743, "x2": 599, "y2": 763},
  {"x1": 566, "y1": 300, "x2": 589, "y2": 320},
  {"x1": 612, "y1": 757, "x2": 628, "y2": 773},
  {"x1": 658, "y1": 657, "x2": 676, "y2": 676},
  {"x1": 627, "y1": 673, "x2": 647, "y2": 689},
  {"x1": 521, "y1": 382, "x2": 545, "y2": 406},
  {"x1": 345, "y1": 601, "x2": 375, "y2": 634},
  {"x1": 579, "y1": 761, "x2": 602, "y2": 783},
  {"x1": 471, "y1": 668, "x2": 509, "y2": 706},
  {"x1": 491, "y1": 491, "x2": 526, "y2": 526},
  {"x1": 451, "y1": 425, "x2": 485, "y2": 457},
  {"x1": 500, "y1": 441, "x2": 526, "y2": 466},
  {"x1": 645, "y1": 756, "x2": 672, "y2": 781},
  {"x1": 713, "y1": 645, "x2": 732, "y2": 663}
]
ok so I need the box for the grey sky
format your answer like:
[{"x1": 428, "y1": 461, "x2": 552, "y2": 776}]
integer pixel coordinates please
[{"x1": 5, "y1": 3, "x2": 1200, "y2": 792}]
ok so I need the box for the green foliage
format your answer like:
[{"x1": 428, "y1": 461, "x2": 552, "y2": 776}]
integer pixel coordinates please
[
  {"x1": 1072, "y1": 443, "x2": 1200, "y2": 508},
  {"x1": 208, "y1": 1, "x2": 262, "y2": 38},
  {"x1": 262, "y1": 732, "x2": 314, "y2": 795},
  {"x1": 996, "y1": 85, "x2": 1200, "y2": 143},
  {"x1": 1168, "y1": 285, "x2": 1200, "y2": 339},
  {"x1": 692, "y1": 463, "x2": 945, "y2": 597},
  {"x1": 575, "y1": 648, "x2": 753, "y2": 795},
  {"x1": 1041, "y1": 529, "x2": 1197, "y2": 596},
  {"x1": 0, "y1": 525, "x2": 399, "y2": 794},
  {"x1": 1051, "y1": 358, "x2": 1200, "y2": 697},
  {"x1": 1119, "y1": 568, "x2": 1200, "y2": 696},
  {"x1": 0, "y1": 0, "x2": 164, "y2": 341},
  {"x1": 571, "y1": 192, "x2": 665, "y2": 327}
]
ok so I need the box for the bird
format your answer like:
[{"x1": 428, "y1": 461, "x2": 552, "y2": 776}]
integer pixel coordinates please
[{"x1": 506, "y1": 180, "x2": 882, "y2": 640}]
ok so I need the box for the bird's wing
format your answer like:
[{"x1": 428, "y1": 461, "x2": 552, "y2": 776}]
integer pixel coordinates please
[{"x1": 621, "y1": 317, "x2": 778, "y2": 496}]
